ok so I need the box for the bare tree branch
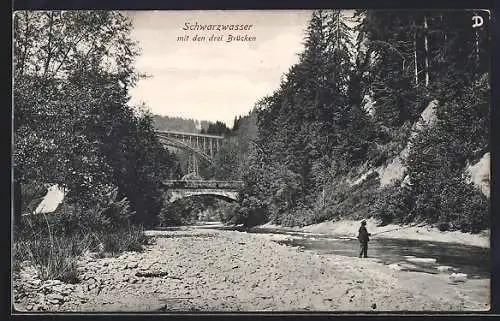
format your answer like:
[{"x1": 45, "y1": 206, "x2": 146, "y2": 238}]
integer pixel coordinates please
[
  {"x1": 42, "y1": 12, "x2": 55, "y2": 77},
  {"x1": 52, "y1": 34, "x2": 86, "y2": 77},
  {"x1": 368, "y1": 40, "x2": 406, "y2": 59}
]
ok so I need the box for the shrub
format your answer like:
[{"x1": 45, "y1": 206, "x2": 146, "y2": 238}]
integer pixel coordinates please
[
  {"x1": 13, "y1": 186, "x2": 150, "y2": 283},
  {"x1": 158, "y1": 204, "x2": 184, "y2": 226},
  {"x1": 238, "y1": 195, "x2": 268, "y2": 227},
  {"x1": 312, "y1": 173, "x2": 381, "y2": 224},
  {"x1": 437, "y1": 221, "x2": 449, "y2": 231},
  {"x1": 158, "y1": 196, "x2": 218, "y2": 227},
  {"x1": 373, "y1": 183, "x2": 413, "y2": 226},
  {"x1": 216, "y1": 202, "x2": 242, "y2": 225},
  {"x1": 20, "y1": 183, "x2": 49, "y2": 214},
  {"x1": 374, "y1": 174, "x2": 489, "y2": 233},
  {"x1": 440, "y1": 181, "x2": 489, "y2": 233},
  {"x1": 15, "y1": 187, "x2": 135, "y2": 241},
  {"x1": 98, "y1": 226, "x2": 150, "y2": 255}
]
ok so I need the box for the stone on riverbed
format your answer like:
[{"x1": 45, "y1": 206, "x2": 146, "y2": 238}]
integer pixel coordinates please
[
  {"x1": 405, "y1": 257, "x2": 437, "y2": 264},
  {"x1": 135, "y1": 270, "x2": 169, "y2": 277},
  {"x1": 436, "y1": 265, "x2": 453, "y2": 272},
  {"x1": 388, "y1": 263, "x2": 402, "y2": 271},
  {"x1": 449, "y1": 273, "x2": 467, "y2": 282}
]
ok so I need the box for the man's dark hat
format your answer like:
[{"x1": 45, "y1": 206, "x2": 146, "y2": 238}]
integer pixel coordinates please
[{"x1": 361, "y1": 220, "x2": 367, "y2": 225}]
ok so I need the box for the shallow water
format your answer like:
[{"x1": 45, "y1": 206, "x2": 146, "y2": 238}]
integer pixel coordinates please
[{"x1": 203, "y1": 224, "x2": 490, "y2": 279}]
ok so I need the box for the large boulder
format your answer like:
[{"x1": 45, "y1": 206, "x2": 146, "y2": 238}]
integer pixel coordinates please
[
  {"x1": 465, "y1": 152, "x2": 490, "y2": 198},
  {"x1": 34, "y1": 184, "x2": 66, "y2": 214}
]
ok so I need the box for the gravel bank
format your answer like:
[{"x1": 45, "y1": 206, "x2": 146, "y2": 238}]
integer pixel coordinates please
[{"x1": 13, "y1": 228, "x2": 490, "y2": 312}]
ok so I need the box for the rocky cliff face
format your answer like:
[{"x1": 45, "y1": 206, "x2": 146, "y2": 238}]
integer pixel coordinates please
[
  {"x1": 350, "y1": 99, "x2": 490, "y2": 198},
  {"x1": 348, "y1": 100, "x2": 438, "y2": 188},
  {"x1": 378, "y1": 99, "x2": 439, "y2": 188}
]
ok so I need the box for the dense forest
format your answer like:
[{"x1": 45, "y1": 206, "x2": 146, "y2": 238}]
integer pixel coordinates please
[
  {"x1": 153, "y1": 115, "x2": 209, "y2": 133},
  {"x1": 216, "y1": 10, "x2": 490, "y2": 232},
  {"x1": 152, "y1": 114, "x2": 235, "y2": 136},
  {"x1": 13, "y1": 11, "x2": 187, "y2": 228}
]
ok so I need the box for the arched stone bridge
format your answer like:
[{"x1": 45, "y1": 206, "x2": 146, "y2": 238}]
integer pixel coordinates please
[{"x1": 162, "y1": 180, "x2": 243, "y2": 203}]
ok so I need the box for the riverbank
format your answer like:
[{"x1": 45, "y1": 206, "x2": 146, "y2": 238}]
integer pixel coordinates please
[
  {"x1": 13, "y1": 227, "x2": 489, "y2": 312},
  {"x1": 261, "y1": 218, "x2": 490, "y2": 248}
]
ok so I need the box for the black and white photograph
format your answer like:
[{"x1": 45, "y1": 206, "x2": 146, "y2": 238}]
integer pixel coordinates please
[{"x1": 12, "y1": 9, "x2": 491, "y2": 312}]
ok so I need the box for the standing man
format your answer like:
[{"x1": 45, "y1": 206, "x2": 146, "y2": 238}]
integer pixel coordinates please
[{"x1": 357, "y1": 220, "x2": 371, "y2": 258}]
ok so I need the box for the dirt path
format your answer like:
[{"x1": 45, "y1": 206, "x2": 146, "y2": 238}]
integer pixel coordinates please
[{"x1": 13, "y1": 228, "x2": 490, "y2": 312}]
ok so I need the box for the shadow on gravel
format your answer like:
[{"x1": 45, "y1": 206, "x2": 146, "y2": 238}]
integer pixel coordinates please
[
  {"x1": 152, "y1": 233, "x2": 217, "y2": 239},
  {"x1": 154, "y1": 227, "x2": 190, "y2": 231},
  {"x1": 156, "y1": 298, "x2": 201, "y2": 312}
]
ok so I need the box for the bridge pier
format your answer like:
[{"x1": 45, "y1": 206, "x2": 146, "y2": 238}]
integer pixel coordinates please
[
  {"x1": 209, "y1": 139, "x2": 213, "y2": 159},
  {"x1": 187, "y1": 153, "x2": 199, "y2": 176}
]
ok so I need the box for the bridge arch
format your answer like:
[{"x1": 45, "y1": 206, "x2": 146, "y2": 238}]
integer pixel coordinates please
[
  {"x1": 162, "y1": 180, "x2": 243, "y2": 204},
  {"x1": 157, "y1": 136, "x2": 212, "y2": 164},
  {"x1": 167, "y1": 191, "x2": 239, "y2": 203},
  {"x1": 156, "y1": 130, "x2": 225, "y2": 175}
]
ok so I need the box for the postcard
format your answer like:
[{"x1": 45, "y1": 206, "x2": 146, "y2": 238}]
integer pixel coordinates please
[{"x1": 12, "y1": 9, "x2": 491, "y2": 313}]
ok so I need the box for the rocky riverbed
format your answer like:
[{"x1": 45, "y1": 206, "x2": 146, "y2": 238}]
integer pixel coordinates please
[{"x1": 13, "y1": 228, "x2": 490, "y2": 312}]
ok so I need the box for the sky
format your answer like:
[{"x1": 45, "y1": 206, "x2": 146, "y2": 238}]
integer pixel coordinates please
[{"x1": 126, "y1": 10, "x2": 312, "y2": 126}]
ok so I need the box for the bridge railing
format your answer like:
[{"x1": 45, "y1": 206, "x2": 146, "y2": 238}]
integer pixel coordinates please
[
  {"x1": 156, "y1": 130, "x2": 224, "y2": 140},
  {"x1": 162, "y1": 180, "x2": 244, "y2": 189}
]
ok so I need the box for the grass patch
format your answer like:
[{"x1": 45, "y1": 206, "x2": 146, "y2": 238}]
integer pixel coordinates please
[
  {"x1": 14, "y1": 214, "x2": 151, "y2": 283},
  {"x1": 14, "y1": 233, "x2": 85, "y2": 283}
]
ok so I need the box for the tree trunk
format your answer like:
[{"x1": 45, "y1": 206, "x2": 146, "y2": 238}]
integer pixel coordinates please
[
  {"x1": 413, "y1": 21, "x2": 419, "y2": 86},
  {"x1": 424, "y1": 15, "x2": 429, "y2": 87},
  {"x1": 337, "y1": 10, "x2": 340, "y2": 49},
  {"x1": 13, "y1": 180, "x2": 23, "y2": 226},
  {"x1": 43, "y1": 12, "x2": 55, "y2": 77},
  {"x1": 473, "y1": 11, "x2": 480, "y2": 67},
  {"x1": 19, "y1": 12, "x2": 31, "y2": 76},
  {"x1": 441, "y1": 14, "x2": 446, "y2": 61}
]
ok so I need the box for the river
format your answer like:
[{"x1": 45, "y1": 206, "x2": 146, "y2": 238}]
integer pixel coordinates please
[{"x1": 192, "y1": 222, "x2": 490, "y2": 280}]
